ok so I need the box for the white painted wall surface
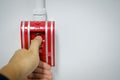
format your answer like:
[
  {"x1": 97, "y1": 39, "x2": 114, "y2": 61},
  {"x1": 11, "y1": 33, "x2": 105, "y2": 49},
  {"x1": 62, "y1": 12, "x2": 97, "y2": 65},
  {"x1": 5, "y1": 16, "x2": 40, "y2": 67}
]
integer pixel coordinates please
[{"x1": 0, "y1": 0, "x2": 120, "y2": 80}]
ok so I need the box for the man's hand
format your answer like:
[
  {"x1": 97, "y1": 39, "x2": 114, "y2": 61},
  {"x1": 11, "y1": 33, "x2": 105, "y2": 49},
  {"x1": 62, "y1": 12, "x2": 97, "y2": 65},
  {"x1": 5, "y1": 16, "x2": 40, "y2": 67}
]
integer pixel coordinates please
[
  {"x1": 26, "y1": 61, "x2": 53, "y2": 80},
  {"x1": 0, "y1": 36, "x2": 42, "y2": 80}
]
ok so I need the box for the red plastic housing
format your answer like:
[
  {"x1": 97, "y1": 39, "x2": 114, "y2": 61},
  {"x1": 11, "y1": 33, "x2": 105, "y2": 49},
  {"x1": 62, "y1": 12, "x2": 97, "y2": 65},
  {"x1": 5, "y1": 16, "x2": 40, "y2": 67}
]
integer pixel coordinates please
[{"x1": 20, "y1": 21, "x2": 55, "y2": 66}]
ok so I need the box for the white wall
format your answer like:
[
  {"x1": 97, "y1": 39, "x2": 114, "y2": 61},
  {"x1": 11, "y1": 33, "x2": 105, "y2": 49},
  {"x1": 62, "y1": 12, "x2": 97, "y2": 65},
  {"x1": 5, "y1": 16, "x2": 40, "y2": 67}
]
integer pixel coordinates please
[{"x1": 0, "y1": 0, "x2": 120, "y2": 80}]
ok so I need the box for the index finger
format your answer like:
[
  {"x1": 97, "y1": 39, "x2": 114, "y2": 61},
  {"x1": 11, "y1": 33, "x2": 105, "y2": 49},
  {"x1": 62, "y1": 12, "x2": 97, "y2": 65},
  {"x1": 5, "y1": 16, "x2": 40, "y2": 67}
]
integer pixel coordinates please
[{"x1": 38, "y1": 61, "x2": 51, "y2": 70}]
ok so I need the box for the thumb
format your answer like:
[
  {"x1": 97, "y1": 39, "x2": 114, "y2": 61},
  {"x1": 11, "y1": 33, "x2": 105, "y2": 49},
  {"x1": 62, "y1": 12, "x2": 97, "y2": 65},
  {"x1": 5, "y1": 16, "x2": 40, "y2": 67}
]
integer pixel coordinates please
[{"x1": 29, "y1": 36, "x2": 42, "y2": 53}]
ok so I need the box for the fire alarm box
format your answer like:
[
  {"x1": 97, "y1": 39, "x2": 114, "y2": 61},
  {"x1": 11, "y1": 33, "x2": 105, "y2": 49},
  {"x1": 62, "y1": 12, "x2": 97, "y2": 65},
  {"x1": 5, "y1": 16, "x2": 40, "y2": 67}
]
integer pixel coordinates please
[{"x1": 20, "y1": 21, "x2": 55, "y2": 66}]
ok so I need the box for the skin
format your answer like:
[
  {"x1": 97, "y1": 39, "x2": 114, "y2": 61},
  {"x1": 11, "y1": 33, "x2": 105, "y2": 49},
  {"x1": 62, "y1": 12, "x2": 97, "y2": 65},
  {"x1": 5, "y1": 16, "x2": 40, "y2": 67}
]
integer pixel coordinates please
[
  {"x1": 0, "y1": 36, "x2": 52, "y2": 80},
  {"x1": 26, "y1": 61, "x2": 52, "y2": 80}
]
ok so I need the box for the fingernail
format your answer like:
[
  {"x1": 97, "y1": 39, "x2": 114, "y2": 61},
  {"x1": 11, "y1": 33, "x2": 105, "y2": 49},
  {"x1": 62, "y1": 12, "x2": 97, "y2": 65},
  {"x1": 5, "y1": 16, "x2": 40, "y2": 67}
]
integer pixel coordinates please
[{"x1": 35, "y1": 36, "x2": 41, "y2": 39}]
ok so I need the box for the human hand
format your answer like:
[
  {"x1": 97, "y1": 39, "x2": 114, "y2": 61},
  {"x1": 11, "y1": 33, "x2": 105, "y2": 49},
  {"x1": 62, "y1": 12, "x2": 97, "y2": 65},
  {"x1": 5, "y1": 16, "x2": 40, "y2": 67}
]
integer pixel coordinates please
[
  {"x1": 26, "y1": 61, "x2": 53, "y2": 80},
  {"x1": 0, "y1": 36, "x2": 42, "y2": 80}
]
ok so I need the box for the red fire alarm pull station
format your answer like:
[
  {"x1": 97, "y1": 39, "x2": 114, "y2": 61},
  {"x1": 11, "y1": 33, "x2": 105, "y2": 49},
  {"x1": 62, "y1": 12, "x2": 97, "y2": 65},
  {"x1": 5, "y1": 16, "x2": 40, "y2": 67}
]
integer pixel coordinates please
[{"x1": 20, "y1": 0, "x2": 55, "y2": 66}]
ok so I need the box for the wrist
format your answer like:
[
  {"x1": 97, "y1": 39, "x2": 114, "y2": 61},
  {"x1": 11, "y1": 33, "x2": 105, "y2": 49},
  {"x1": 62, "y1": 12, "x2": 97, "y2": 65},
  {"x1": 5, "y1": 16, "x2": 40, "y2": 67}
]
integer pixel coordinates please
[{"x1": 0, "y1": 63, "x2": 22, "y2": 80}]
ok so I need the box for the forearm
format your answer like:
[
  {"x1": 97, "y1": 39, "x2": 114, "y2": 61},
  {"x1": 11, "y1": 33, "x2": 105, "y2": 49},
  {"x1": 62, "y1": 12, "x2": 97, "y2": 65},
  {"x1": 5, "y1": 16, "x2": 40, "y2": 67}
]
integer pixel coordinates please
[{"x1": 0, "y1": 63, "x2": 22, "y2": 80}]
